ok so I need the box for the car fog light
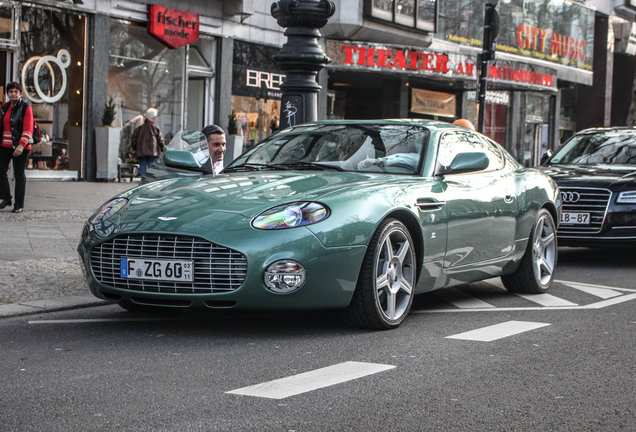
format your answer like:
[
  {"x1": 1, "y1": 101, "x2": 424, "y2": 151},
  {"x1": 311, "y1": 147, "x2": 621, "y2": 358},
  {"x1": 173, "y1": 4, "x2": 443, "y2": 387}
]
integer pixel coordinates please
[{"x1": 264, "y1": 260, "x2": 306, "y2": 293}]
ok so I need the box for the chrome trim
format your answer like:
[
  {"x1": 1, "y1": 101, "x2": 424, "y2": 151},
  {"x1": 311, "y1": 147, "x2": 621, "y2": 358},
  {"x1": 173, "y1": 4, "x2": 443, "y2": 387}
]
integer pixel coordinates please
[
  {"x1": 416, "y1": 199, "x2": 446, "y2": 210},
  {"x1": 558, "y1": 187, "x2": 611, "y2": 235}
]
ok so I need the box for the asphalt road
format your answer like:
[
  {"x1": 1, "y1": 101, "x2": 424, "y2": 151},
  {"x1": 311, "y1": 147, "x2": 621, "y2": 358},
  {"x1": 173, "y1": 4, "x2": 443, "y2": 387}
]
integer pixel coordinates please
[{"x1": 1, "y1": 247, "x2": 635, "y2": 431}]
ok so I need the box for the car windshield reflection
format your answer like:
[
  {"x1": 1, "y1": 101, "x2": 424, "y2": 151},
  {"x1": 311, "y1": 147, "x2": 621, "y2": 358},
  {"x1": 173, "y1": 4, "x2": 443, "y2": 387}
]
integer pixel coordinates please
[
  {"x1": 224, "y1": 124, "x2": 429, "y2": 175},
  {"x1": 551, "y1": 130, "x2": 636, "y2": 165}
]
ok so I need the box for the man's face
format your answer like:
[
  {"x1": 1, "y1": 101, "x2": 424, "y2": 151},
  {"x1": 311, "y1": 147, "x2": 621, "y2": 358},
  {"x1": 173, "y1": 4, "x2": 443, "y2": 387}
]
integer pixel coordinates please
[{"x1": 209, "y1": 133, "x2": 226, "y2": 164}]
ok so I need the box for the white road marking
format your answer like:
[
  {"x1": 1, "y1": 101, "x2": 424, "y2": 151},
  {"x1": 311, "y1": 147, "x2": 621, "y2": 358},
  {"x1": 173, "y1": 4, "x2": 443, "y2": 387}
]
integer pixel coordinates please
[
  {"x1": 559, "y1": 281, "x2": 623, "y2": 299},
  {"x1": 226, "y1": 361, "x2": 395, "y2": 399},
  {"x1": 435, "y1": 287, "x2": 496, "y2": 309},
  {"x1": 515, "y1": 293, "x2": 577, "y2": 307},
  {"x1": 483, "y1": 277, "x2": 506, "y2": 290},
  {"x1": 446, "y1": 321, "x2": 551, "y2": 342},
  {"x1": 555, "y1": 280, "x2": 636, "y2": 293},
  {"x1": 28, "y1": 317, "x2": 188, "y2": 324}
]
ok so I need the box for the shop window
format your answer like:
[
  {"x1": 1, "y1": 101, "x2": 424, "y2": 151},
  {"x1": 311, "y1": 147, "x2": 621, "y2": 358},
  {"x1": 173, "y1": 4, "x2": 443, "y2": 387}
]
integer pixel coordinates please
[
  {"x1": 108, "y1": 20, "x2": 185, "y2": 163},
  {"x1": 232, "y1": 41, "x2": 284, "y2": 150},
  {"x1": 19, "y1": 7, "x2": 85, "y2": 173},
  {"x1": 366, "y1": 0, "x2": 436, "y2": 31},
  {"x1": 0, "y1": 6, "x2": 14, "y2": 40}
]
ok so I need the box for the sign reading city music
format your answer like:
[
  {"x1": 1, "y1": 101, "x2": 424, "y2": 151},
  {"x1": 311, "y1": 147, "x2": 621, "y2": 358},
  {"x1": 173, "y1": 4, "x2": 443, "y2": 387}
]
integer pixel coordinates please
[
  {"x1": 148, "y1": 5, "x2": 199, "y2": 49},
  {"x1": 326, "y1": 41, "x2": 556, "y2": 90}
]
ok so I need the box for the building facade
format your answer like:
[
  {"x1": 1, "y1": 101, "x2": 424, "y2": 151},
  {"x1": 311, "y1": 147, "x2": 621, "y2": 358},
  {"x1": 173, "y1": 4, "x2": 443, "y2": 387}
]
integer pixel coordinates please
[{"x1": 0, "y1": 0, "x2": 634, "y2": 182}]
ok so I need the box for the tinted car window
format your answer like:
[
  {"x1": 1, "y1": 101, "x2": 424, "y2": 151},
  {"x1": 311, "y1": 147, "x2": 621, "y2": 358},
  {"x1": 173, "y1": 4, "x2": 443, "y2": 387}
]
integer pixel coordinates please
[
  {"x1": 228, "y1": 124, "x2": 429, "y2": 175},
  {"x1": 437, "y1": 131, "x2": 503, "y2": 172},
  {"x1": 551, "y1": 130, "x2": 636, "y2": 165}
]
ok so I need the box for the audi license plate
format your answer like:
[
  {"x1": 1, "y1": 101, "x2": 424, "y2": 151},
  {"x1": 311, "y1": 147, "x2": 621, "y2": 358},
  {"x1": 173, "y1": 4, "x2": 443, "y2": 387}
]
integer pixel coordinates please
[
  {"x1": 120, "y1": 258, "x2": 193, "y2": 281},
  {"x1": 560, "y1": 212, "x2": 590, "y2": 225}
]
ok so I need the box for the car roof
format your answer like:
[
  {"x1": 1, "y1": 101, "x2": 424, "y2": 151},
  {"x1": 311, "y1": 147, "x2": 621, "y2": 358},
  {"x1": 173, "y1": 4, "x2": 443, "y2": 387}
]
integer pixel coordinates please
[{"x1": 573, "y1": 126, "x2": 636, "y2": 135}]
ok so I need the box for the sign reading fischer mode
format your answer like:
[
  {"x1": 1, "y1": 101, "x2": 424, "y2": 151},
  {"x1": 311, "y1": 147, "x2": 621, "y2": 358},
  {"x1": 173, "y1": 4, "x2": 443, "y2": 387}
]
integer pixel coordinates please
[{"x1": 148, "y1": 5, "x2": 199, "y2": 49}]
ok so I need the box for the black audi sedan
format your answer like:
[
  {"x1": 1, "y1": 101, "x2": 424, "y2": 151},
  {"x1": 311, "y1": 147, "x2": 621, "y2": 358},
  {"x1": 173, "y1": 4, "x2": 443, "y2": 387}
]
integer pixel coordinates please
[{"x1": 538, "y1": 127, "x2": 636, "y2": 247}]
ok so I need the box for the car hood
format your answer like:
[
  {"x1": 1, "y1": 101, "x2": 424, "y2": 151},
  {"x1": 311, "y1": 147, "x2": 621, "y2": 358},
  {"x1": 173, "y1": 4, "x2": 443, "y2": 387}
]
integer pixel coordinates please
[
  {"x1": 537, "y1": 164, "x2": 636, "y2": 190},
  {"x1": 110, "y1": 171, "x2": 414, "y2": 224}
]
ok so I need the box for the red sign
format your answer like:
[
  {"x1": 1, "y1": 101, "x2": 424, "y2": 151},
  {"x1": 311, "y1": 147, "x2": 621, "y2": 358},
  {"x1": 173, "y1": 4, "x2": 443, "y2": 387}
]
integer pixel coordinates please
[{"x1": 148, "y1": 5, "x2": 199, "y2": 49}]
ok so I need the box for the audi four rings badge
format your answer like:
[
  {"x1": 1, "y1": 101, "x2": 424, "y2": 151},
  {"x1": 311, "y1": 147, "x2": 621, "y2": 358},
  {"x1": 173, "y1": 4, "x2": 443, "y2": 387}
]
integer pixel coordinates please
[
  {"x1": 562, "y1": 192, "x2": 580, "y2": 203},
  {"x1": 21, "y1": 49, "x2": 71, "y2": 104},
  {"x1": 158, "y1": 217, "x2": 178, "y2": 221}
]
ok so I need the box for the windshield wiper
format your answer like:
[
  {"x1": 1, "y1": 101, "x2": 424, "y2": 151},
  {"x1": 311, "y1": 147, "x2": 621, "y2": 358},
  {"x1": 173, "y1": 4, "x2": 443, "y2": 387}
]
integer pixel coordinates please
[
  {"x1": 277, "y1": 161, "x2": 345, "y2": 171},
  {"x1": 223, "y1": 163, "x2": 292, "y2": 172}
]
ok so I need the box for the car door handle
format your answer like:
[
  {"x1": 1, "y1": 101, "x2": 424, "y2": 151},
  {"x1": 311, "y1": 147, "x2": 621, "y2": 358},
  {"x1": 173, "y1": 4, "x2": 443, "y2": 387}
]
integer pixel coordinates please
[
  {"x1": 504, "y1": 193, "x2": 514, "y2": 203},
  {"x1": 416, "y1": 198, "x2": 446, "y2": 210}
]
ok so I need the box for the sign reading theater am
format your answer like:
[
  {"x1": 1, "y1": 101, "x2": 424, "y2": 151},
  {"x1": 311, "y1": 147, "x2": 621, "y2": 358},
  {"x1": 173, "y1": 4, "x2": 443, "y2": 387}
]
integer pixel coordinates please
[
  {"x1": 148, "y1": 5, "x2": 199, "y2": 49},
  {"x1": 326, "y1": 40, "x2": 557, "y2": 90}
]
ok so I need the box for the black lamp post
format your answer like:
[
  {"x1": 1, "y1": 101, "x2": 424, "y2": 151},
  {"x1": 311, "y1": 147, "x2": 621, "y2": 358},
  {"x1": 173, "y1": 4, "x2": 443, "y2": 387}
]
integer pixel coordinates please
[{"x1": 271, "y1": 0, "x2": 335, "y2": 130}]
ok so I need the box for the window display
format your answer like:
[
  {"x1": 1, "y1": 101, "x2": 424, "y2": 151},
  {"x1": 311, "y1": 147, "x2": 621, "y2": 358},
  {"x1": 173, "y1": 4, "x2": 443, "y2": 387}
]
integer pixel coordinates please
[{"x1": 19, "y1": 7, "x2": 85, "y2": 173}]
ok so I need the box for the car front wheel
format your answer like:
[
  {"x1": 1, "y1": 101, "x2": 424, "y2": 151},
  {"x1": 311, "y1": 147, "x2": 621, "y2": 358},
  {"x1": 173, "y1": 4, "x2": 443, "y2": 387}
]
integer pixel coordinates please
[
  {"x1": 345, "y1": 218, "x2": 416, "y2": 330},
  {"x1": 502, "y1": 208, "x2": 557, "y2": 294}
]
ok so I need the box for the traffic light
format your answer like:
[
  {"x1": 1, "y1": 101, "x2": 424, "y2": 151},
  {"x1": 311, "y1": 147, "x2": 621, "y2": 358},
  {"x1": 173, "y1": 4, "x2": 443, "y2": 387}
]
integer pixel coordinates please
[{"x1": 482, "y1": 1, "x2": 499, "y2": 61}]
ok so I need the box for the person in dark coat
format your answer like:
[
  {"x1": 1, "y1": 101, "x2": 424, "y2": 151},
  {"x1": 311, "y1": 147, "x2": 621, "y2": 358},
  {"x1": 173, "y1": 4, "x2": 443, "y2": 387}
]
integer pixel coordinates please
[
  {"x1": 132, "y1": 108, "x2": 165, "y2": 176},
  {"x1": 0, "y1": 82, "x2": 34, "y2": 213}
]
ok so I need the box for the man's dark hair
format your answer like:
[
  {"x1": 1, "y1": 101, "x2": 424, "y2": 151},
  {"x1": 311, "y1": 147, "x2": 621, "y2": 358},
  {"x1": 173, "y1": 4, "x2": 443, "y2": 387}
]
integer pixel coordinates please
[
  {"x1": 6, "y1": 82, "x2": 23, "y2": 94},
  {"x1": 202, "y1": 125, "x2": 225, "y2": 141}
]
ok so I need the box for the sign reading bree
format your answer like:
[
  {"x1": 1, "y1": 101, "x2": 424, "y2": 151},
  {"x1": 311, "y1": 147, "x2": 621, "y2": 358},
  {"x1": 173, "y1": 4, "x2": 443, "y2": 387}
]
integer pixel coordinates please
[{"x1": 148, "y1": 5, "x2": 199, "y2": 49}]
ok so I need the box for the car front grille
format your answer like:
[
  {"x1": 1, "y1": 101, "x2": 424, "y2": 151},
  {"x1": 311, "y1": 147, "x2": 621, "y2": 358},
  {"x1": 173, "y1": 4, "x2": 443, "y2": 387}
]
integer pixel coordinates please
[
  {"x1": 559, "y1": 187, "x2": 611, "y2": 235},
  {"x1": 91, "y1": 234, "x2": 247, "y2": 293}
]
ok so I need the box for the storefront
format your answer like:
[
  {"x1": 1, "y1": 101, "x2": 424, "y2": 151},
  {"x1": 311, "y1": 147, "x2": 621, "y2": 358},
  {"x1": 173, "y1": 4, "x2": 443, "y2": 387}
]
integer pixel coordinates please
[
  {"x1": 231, "y1": 40, "x2": 284, "y2": 151},
  {"x1": 0, "y1": 2, "x2": 86, "y2": 179},
  {"x1": 326, "y1": 40, "x2": 558, "y2": 166}
]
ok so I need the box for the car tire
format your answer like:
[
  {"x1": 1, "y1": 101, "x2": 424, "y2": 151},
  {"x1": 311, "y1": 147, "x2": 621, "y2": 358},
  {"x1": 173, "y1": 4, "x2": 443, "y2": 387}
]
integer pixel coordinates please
[
  {"x1": 502, "y1": 208, "x2": 558, "y2": 294},
  {"x1": 344, "y1": 218, "x2": 416, "y2": 330}
]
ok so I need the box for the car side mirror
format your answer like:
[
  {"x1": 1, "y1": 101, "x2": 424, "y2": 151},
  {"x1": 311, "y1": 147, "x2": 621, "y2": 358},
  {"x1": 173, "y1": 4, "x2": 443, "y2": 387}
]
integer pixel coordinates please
[
  {"x1": 445, "y1": 152, "x2": 490, "y2": 174},
  {"x1": 540, "y1": 149, "x2": 553, "y2": 165},
  {"x1": 164, "y1": 150, "x2": 202, "y2": 170}
]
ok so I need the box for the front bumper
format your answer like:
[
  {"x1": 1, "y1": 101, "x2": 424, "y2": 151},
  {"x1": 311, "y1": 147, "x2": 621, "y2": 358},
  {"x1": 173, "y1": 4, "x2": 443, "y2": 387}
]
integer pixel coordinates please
[{"x1": 78, "y1": 222, "x2": 367, "y2": 311}]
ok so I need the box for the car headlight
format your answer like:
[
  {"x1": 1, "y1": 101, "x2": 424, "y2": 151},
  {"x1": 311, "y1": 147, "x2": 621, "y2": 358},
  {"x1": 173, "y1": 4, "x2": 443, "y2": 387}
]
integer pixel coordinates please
[
  {"x1": 617, "y1": 191, "x2": 636, "y2": 204},
  {"x1": 252, "y1": 202, "x2": 329, "y2": 229},
  {"x1": 89, "y1": 198, "x2": 128, "y2": 224}
]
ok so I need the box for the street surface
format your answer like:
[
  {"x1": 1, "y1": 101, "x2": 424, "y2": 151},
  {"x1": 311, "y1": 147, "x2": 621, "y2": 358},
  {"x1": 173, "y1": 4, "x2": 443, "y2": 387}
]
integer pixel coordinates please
[{"x1": 1, "y1": 246, "x2": 635, "y2": 431}]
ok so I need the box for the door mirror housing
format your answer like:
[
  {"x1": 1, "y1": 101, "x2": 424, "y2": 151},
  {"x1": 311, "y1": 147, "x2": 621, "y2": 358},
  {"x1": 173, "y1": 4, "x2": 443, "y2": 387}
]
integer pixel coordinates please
[
  {"x1": 441, "y1": 152, "x2": 490, "y2": 174},
  {"x1": 164, "y1": 150, "x2": 202, "y2": 170},
  {"x1": 540, "y1": 149, "x2": 553, "y2": 165}
]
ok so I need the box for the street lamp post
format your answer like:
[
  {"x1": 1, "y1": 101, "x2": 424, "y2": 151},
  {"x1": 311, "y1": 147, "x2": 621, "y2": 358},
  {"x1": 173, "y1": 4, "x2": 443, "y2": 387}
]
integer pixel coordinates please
[{"x1": 271, "y1": 0, "x2": 335, "y2": 130}]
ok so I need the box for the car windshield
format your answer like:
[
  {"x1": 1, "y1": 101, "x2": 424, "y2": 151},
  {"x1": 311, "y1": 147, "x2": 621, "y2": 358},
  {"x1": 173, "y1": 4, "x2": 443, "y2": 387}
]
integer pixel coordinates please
[
  {"x1": 550, "y1": 130, "x2": 636, "y2": 165},
  {"x1": 165, "y1": 130, "x2": 211, "y2": 166},
  {"x1": 225, "y1": 124, "x2": 429, "y2": 175}
]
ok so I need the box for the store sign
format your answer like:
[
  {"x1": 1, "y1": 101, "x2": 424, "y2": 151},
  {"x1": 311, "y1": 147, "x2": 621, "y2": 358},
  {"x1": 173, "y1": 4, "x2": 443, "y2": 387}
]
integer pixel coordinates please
[
  {"x1": 21, "y1": 49, "x2": 71, "y2": 104},
  {"x1": 148, "y1": 5, "x2": 199, "y2": 49},
  {"x1": 411, "y1": 89, "x2": 456, "y2": 117},
  {"x1": 326, "y1": 40, "x2": 556, "y2": 90},
  {"x1": 436, "y1": 0, "x2": 594, "y2": 71},
  {"x1": 246, "y1": 69, "x2": 285, "y2": 94}
]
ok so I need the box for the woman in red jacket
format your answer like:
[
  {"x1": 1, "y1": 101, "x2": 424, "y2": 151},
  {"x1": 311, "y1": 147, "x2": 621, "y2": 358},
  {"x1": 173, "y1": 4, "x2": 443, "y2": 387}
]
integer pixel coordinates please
[{"x1": 0, "y1": 82, "x2": 33, "y2": 213}]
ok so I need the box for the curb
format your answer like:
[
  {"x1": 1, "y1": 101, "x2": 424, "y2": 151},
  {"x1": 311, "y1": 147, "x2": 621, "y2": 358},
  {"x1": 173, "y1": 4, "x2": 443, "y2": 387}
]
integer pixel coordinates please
[{"x1": 0, "y1": 294, "x2": 110, "y2": 318}]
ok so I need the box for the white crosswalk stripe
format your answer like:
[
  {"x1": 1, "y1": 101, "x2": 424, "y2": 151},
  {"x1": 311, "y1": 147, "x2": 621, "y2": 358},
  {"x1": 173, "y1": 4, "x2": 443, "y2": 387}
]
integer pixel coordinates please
[
  {"x1": 559, "y1": 281, "x2": 623, "y2": 299},
  {"x1": 226, "y1": 361, "x2": 395, "y2": 399},
  {"x1": 515, "y1": 293, "x2": 577, "y2": 307},
  {"x1": 435, "y1": 287, "x2": 496, "y2": 309},
  {"x1": 446, "y1": 321, "x2": 551, "y2": 342}
]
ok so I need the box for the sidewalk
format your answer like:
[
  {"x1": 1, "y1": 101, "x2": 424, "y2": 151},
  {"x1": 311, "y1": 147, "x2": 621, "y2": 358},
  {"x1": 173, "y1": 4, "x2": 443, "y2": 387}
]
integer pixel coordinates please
[{"x1": 0, "y1": 179, "x2": 138, "y2": 317}]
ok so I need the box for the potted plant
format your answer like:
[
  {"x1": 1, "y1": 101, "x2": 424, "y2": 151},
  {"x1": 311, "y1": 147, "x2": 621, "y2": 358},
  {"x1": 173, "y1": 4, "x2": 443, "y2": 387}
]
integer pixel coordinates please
[
  {"x1": 95, "y1": 96, "x2": 122, "y2": 180},
  {"x1": 225, "y1": 109, "x2": 243, "y2": 161}
]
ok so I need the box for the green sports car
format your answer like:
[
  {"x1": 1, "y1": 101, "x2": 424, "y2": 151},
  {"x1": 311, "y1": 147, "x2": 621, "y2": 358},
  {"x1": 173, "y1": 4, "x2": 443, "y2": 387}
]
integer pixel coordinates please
[{"x1": 78, "y1": 120, "x2": 561, "y2": 329}]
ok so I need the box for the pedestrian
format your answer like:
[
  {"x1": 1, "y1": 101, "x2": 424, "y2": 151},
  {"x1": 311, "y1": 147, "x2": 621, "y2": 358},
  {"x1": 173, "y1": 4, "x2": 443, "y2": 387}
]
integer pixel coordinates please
[
  {"x1": 132, "y1": 108, "x2": 164, "y2": 176},
  {"x1": 202, "y1": 124, "x2": 226, "y2": 174},
  {"x1": 0, "y1": 82, "x2": 34, "y2": 213}
]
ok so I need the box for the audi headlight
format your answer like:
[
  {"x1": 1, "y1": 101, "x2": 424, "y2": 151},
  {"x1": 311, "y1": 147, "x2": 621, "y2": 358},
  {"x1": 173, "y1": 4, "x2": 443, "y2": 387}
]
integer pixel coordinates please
[
  {"x1": 617, "y1": 191, "x2": 636, "y2": 204},
  {"x1": 252, "y1": 202, "x2": 329, "y2": 230},
  {"x1": 89, "y1": 198, "x2": 128, "y2": 224}
]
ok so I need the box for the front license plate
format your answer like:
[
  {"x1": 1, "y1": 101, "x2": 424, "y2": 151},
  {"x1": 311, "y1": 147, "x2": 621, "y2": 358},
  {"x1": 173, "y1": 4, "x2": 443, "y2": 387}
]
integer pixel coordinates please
[
  {"x1": 120, "y1": 258, "x2": 194, "y2": 281},
  {"x1": 560, "y1": 212, "x2": 590, "y2": 225}
]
